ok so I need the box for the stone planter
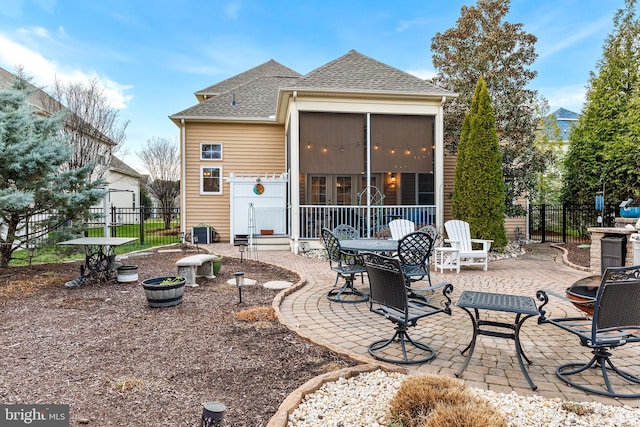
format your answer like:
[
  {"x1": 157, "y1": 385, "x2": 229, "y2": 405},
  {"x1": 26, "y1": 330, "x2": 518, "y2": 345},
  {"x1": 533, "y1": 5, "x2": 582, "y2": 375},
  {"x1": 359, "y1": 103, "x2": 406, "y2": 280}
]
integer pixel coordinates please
[
  {"x1": 212, "y1": 255, "x2": 223, "y2": 275},
  {"x1": 117, "y1": 265, "x2": 139, "y2": 283},
  {"x1": 141, "y1": 276, "x2": 186, "y2": 308}
]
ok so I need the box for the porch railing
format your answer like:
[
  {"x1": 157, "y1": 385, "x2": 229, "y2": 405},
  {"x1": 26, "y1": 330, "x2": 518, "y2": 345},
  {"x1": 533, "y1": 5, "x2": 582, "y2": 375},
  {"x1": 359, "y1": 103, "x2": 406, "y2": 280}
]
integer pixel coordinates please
[{"x1": 299, "y1": 205, "x2": 436, "y2": 239}]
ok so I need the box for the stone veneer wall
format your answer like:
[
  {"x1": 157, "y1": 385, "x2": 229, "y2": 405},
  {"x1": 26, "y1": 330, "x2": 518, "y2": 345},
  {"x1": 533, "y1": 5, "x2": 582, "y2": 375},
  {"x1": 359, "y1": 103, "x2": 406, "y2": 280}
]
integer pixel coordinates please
[{"x1": 588, "y1": 227, "x2": 636, "y2": 276}]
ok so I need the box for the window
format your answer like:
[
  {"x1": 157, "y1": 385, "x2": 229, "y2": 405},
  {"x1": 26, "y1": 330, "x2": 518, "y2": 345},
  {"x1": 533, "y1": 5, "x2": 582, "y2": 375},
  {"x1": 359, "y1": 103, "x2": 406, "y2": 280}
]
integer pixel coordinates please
[
  {"x1": 201, "y1": 143, "x2": 222, "y2": 160},
  {"x1": 310, "y1": 176, "x2": 327, "y2": 205},
  {"x1": 201, "y1": 166, "x2": 222, "y2": 194},
  {"x1": 336, "y1": 176, "x2": 352, "y2": 205}
]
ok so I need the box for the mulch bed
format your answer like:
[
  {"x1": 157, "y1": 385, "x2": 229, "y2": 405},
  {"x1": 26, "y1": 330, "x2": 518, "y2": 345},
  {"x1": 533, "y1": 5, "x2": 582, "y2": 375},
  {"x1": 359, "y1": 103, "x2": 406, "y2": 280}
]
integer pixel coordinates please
[{"x1": 0, "y1": 245, "x2": 357, "y2": 426}]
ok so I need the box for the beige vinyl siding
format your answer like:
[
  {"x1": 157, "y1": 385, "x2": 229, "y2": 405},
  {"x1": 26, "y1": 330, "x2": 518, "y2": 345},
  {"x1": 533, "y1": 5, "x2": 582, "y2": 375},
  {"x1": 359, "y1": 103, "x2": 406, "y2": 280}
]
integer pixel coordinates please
[
  {"x1": 183, "y1": 122, "x2": 286, "y2": 242},
  {"x1": 443, "y1": 151, "x2": 456, "y2": 222}
]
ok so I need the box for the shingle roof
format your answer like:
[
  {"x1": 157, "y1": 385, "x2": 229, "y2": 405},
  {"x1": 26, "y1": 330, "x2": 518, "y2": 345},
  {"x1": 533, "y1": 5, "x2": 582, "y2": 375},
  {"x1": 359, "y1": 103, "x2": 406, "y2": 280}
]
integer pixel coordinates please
[
  {"x1": 550, "y1": 107, "x2": 579, "y2": 142},
  {"x1": 110, "y1": 156, "x2": 142, "y2": 178},
  {"x1": 172, "y1": 75, "x2": 300, "y2": 119},
  {"x1": 291, "y1": 50, "x2": 454, "y2": 96},
  {"x1": 171, "y1": 50, "x2": 456, "y2": 121},
  {"x1": 195, "y1": 60, "x2": 301, "y2": 97}
]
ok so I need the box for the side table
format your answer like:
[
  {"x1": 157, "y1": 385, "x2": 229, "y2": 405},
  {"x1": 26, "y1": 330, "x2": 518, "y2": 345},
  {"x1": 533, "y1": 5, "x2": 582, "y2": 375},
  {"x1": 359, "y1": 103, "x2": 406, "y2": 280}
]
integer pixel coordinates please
[
  {"x1": 434, "y1": 247, "x2": 459, "y2": 273},
  {"x1": 455, "y1": 290, "x2": 540, "y2": 390}
]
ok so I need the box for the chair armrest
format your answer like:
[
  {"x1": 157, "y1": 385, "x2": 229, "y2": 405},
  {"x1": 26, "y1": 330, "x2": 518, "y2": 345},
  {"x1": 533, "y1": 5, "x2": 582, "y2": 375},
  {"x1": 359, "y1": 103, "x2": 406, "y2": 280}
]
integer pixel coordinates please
[
  {"x1": 444, "y1": 239, "x2": 460, "y2": 248},
  {"x1": 536, "y1": 289, "x2": 589, "y2": 323},
  {"x1": 470, "y1": 239, "x2": 493, "y2": 251}
]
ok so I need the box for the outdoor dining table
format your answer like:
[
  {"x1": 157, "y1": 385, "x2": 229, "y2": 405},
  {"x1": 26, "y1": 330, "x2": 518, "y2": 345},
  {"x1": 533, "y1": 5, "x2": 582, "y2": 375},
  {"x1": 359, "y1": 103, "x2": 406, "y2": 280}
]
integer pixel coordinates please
[
  {"x1": 339, "y1": 238, "x2": 398, "y2": 253},
  {"x1": 59, "y1": 237, "x2": 137, "y2": 285}
]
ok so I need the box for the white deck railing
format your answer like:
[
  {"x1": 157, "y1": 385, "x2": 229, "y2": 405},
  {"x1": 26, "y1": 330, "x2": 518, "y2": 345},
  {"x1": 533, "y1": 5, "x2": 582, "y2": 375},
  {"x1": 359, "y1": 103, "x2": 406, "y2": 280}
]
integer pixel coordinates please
[{"x1": 299, "y1": 205, "x2": 436, "y2": 239}]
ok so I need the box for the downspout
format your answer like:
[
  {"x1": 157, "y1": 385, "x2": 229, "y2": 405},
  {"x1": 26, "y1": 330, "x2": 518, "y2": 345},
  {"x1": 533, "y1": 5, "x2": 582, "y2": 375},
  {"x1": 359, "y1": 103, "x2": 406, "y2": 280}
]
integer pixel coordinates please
[
  {"x1": 180, "y1": 119, "x2": 187, "y2": 238},
  {"x1": 436, "y1": 97, "x2": 446, "y2": 235}
]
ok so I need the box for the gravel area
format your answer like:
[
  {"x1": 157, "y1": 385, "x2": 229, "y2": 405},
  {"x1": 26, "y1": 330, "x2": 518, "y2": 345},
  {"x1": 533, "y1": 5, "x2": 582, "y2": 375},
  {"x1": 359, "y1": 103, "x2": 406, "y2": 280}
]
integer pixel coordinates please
[{"x1": 288, "y1": 370, "x2": 640, "y2": 427}]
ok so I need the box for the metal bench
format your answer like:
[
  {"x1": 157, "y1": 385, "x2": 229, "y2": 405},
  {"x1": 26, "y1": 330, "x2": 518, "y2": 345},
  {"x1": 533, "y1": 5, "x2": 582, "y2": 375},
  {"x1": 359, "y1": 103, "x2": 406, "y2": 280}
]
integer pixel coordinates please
[{"x1": 176, "y1": 254, "x2": 219, "y2": 287}]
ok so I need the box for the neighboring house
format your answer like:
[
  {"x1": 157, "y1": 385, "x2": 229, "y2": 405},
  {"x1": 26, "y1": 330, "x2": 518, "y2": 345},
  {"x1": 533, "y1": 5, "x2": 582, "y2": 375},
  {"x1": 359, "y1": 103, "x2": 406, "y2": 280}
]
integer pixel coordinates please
[
  {"x1": 104, "y1": 156, "x2": 142, "y2": 210},
  {"x1": 552, "y1": 107, "x2": 579, "y2": 143},
  {"x1": 0, "y1": 67, "x2": 142, "y2": 212},
  {"x1": 170, "y1": 50, "x2": 458, "y2": 251},
  {"x1": 544, "y1": 107, "x2": 579, "y2": 151}
]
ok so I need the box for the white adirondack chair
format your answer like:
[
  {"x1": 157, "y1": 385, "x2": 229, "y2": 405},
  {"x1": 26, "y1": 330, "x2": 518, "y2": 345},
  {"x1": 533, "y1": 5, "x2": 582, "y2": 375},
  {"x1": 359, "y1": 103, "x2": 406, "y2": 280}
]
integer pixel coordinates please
[
  {"x1": 389, "y1": 219, "x2": 415, "y2": 240},
  {"x1": 444, "y1": 220, "x2": 492, "y2": 271}
]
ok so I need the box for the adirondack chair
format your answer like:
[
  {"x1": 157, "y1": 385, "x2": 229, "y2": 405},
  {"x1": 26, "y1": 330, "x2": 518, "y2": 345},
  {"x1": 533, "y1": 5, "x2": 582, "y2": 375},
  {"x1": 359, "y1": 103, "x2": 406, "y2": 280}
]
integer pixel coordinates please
[
  {"x1": 444, "y1": 220, "x2": 492, "y2": 271},
  {"x1": 389, "y1": 219, "x2": 415, "y2": 241}
]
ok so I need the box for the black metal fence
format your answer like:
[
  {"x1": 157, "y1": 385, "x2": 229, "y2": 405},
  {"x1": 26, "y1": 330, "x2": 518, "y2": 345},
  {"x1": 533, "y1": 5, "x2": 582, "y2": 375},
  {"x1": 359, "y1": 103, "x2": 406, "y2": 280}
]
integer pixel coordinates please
[
  {"x1": 528, "y1": 203, "x2": 617, "y2": 243},
  {"x1": 85, "y1": 206, "x2": 181, "y2": 246}
]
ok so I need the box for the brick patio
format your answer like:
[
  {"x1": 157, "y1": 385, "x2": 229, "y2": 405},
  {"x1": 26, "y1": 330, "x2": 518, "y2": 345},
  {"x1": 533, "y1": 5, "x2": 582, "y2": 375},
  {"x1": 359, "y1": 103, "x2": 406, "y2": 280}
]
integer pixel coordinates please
[{"x1": 209, "y1": 242, "x2": 640, "y2": 408}]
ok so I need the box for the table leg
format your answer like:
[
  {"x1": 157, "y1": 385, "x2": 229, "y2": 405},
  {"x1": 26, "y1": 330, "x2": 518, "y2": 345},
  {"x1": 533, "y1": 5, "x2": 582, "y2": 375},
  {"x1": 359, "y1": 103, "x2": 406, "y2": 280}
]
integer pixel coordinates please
[
  {"x1": 514, "y1": 313, "x2": 538, "y2": 390},
  {"x1": 456, "y1": 307, "x2": 479, "y2": 378},
  {"x1": 455, "y1": 308, "x2": 538, "y2": 390}
]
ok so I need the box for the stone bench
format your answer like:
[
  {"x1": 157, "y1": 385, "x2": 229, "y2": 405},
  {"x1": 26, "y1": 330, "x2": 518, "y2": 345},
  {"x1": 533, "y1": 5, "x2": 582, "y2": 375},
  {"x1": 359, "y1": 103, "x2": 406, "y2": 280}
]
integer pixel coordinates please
[{"x1": 176, "y1": 254, "x2": 219, "y2": 287}]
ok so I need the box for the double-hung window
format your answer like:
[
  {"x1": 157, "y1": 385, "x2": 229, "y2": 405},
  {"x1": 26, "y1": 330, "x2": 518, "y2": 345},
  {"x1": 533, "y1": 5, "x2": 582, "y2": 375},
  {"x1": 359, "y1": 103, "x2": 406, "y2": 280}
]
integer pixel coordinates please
[
  {"x1": 200, "y1": 143, "x2": 222, "y2": 194},
  {"x1": 201, "y1": 166, "x2": 222, "y2": 194}
]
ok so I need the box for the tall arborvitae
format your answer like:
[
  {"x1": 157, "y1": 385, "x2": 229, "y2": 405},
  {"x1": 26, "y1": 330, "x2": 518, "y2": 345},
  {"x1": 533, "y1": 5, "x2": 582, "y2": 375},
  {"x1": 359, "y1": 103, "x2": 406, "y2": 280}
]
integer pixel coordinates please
[{"x1": 454, "y1": 76, "x2": 507, "y2": 248}]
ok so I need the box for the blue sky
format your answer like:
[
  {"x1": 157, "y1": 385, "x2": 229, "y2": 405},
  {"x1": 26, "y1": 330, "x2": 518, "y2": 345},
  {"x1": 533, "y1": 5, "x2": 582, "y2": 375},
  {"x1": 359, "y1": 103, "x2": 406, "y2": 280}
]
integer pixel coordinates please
[{"x1": 0, "y1": 0, "x2": 627, "y2": 172}]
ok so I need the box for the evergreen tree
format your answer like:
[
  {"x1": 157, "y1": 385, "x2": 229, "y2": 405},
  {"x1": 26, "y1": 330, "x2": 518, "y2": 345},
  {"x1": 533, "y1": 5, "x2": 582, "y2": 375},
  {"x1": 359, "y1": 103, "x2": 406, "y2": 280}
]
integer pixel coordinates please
[
  {"x1": 0, "y1": 74, "x2": 105, "y2": 267},
  {"x1": 454, "y1": 77, "x2": 507, "y2": 248},
  {"x1": 563, "y1": 0, "x2": 640, "y2": 204},
  {"x1": 431, "y1": 0, "x2": 548, "y2": 215}
]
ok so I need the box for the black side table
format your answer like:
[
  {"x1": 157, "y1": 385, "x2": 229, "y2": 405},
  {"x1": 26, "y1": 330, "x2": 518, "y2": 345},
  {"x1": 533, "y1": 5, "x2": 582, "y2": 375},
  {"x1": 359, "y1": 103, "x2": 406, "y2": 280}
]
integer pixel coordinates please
[{"x1": 455, "y1": 290, "x2": 540, "y2": 390}]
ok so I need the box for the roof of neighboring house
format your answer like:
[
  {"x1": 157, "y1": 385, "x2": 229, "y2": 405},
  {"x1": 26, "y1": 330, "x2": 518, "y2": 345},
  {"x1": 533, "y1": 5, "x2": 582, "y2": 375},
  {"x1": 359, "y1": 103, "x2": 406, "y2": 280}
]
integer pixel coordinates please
[
  {"x1": 110, "y1": 156, "x2": 142, "y2": 179},
  {"x1": 0, "y1": 66, "x2": 117, "y2": 146},
  {"x1": 170, "y1": 50, "x2": 456, "y2": 123},
  {"x1": 547, "y1": 107, "x2": 579, "y2": 142}
]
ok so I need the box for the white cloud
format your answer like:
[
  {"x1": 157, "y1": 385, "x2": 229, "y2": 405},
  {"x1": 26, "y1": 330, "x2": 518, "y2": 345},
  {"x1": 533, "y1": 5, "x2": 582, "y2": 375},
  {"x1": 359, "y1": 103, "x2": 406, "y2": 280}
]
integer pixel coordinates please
[
  {"x1": 395, "y1": 17, "x2": 430, "y2": 33},
  {"x1": 538, "y1": 16, "x2": 611, "y2": 59},
  {"x1": 406, "y1": 68, "x2": 437, "y2": 80},
  {"x1": 542, "y1": 84, "x2": 587, "y2": 114},
  {"x1": 0, "y1": 30, "x2": 132, "y2": 109}
]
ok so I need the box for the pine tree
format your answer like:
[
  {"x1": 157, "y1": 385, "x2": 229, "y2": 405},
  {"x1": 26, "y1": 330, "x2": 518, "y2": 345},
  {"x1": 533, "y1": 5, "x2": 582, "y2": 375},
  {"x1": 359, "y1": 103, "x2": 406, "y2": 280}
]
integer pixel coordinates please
[
  {"x1": 453, "y1": 77, "x2": 507, "y2": 248},
  {"x1": 563, "y1": 0, "x2": 640, "y2": 204},
  {"x1": 0, "y1": 74, "x2": 106, "y2": 267}
]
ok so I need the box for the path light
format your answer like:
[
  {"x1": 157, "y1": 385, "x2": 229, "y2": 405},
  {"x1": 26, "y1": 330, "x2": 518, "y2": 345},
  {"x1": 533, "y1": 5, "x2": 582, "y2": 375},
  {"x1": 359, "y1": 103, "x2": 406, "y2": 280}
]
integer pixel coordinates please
[
  {"x1": 238, "y1": 243, "x2": 246, "y2": 263},
  {"x1": 234, "y1": 272, "x2": 245, "y2": 304},
  {"x1": 200, "y1": 401, "x2": 226, "y2": 427}
]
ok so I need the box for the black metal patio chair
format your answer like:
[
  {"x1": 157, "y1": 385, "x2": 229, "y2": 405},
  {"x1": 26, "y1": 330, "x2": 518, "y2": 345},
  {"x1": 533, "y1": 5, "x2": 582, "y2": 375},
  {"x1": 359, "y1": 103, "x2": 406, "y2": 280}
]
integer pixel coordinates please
[
  {"x1": 537, "y1": 265, "x2": 640, "y2": 398},
  {"x1": 397, "y1": 231, "x2": 436, "y2": 298},
  {"x1": 320, "y1": 228, "x2": 368, "y2": 303},
  {"x1": 332, "y1": 224, "x2": 359, "y2": 240},
  {"x1": 363, "y1": 252, "x2": 453, "y2": 364}
]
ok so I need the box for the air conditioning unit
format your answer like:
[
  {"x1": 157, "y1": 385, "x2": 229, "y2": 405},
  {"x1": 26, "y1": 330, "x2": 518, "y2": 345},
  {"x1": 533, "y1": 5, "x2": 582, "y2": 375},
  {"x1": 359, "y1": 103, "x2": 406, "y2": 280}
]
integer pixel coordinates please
[{"x1": 192, "y1": 226, "x2": 219, "y2": 244}]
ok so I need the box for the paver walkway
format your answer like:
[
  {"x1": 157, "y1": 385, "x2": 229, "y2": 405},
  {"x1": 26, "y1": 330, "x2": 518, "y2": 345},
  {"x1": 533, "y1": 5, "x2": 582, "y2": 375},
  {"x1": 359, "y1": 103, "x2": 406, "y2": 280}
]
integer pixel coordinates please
[{"x1": 209, "y1": 242, "x2": 640, "y2": 407}]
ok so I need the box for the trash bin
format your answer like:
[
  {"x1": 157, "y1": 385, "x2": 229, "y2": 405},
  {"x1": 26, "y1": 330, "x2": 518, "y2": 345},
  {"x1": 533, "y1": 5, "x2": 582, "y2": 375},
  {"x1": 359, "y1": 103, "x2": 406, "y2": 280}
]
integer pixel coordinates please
[
  {"x1": 601, "y1": 235, "x2": 627, "y2": 275},
  {"x1": 631, "y1": 233, "x2": 640, "y2": 265}
]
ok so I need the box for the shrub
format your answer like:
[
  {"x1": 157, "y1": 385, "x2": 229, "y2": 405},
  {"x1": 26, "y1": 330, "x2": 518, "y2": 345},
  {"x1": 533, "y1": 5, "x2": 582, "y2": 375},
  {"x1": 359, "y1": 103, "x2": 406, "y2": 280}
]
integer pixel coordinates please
[
  {"x1": 235, "y1": 306, "x2": 277, "y2": 322},
  {"x1": 387, "y1": 374, "x2": 506, "y2": 427}
]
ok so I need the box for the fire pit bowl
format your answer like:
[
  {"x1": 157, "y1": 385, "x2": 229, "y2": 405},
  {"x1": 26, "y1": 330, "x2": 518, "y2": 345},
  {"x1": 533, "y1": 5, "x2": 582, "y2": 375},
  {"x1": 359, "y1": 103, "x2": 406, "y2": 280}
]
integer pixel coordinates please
[{"x1": 566, "y1": 275, "x2": 600, "y2": 316}]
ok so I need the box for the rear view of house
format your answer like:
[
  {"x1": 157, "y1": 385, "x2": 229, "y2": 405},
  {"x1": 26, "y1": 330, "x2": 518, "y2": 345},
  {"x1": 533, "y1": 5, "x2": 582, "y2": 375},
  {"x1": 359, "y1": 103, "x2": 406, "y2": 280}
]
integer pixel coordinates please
[{"x1": 170, "y1": 50, "x2": 457, "y2": 251}]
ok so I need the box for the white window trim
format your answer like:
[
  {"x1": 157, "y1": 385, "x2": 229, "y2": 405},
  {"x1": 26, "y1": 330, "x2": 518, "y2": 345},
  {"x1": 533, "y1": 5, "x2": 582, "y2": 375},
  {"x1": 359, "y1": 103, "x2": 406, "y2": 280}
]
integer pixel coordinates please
[
  {"x1": 200, "y1": 142, "x2": 223, "y2": 161},
  {"x1": 200, "y1": 165, "x2": 223, "y2": 195}
]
